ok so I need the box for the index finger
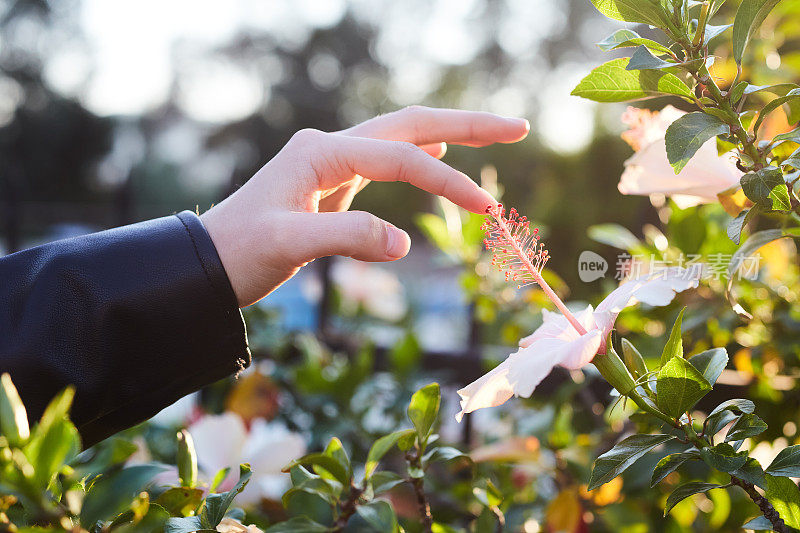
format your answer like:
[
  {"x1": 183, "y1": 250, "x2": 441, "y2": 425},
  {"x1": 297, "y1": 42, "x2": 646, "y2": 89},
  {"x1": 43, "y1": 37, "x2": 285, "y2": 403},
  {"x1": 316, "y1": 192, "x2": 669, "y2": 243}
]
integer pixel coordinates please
[
  {"x1": 312, "y1": 133, "x2": 496, "y2": 214},
  {"x1": 342, "y1": 105, "x2": 530, "y2": 147}
]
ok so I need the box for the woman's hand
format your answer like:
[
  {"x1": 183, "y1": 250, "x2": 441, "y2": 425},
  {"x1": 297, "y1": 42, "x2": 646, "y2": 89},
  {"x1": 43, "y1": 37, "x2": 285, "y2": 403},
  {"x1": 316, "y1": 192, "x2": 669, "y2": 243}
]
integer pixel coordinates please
[{"x1": 200, "y1": 106, "x2": 529, "y2": 307}]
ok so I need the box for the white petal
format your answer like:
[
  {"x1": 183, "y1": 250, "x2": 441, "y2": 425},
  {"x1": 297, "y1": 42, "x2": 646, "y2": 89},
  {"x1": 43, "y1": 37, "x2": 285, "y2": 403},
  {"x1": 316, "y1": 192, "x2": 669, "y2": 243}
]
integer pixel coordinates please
[
  {"x1": 519, "y1": 304, "x2": 595, "y2": 348},
  {"x1": 619, "y1": 136, "x2": 741, "y2": 203},
  {"x1": 456, "y1": 330, "x2": 603, "y2": 421},
  {"x1": 455, "y1": 358, "x2": 515, "y2": 422},
  {"x1": 188, "y1": 413, "x2": 248, "y2": 479},
  {"x1": 594, "y1": 267, "x2": 700, "y2": 331},
  {"x1": 554, "y1": 329, "x2": 604, "y2": 370}
]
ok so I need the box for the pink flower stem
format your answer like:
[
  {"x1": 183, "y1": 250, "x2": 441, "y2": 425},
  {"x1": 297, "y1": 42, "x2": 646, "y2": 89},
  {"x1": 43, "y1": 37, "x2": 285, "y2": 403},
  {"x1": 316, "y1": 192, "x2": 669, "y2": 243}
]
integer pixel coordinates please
[{"x1": 492, "y1": 213, "x2": 589, "y2": 337}]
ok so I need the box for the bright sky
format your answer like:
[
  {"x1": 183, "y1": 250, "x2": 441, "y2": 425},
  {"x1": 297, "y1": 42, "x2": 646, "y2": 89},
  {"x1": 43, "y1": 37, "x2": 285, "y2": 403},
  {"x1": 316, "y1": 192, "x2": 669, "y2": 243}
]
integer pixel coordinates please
[{"x1": 27, "y1": 0, "x2": 605, "y2": 152}]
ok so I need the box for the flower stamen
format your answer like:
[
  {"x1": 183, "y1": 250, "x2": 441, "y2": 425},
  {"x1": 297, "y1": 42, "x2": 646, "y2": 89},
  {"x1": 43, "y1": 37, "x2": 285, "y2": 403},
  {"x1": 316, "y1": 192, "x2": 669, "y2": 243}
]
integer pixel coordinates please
[{"x1": 483, "y1": 204, "x2": 588, "y2": 337}]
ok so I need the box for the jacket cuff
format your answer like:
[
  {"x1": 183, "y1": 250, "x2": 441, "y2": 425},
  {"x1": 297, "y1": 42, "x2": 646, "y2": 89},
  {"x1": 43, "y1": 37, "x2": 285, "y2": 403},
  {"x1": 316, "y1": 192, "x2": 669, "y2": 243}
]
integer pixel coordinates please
[{"x1": 78, "y1": 211, "x2": 250, "y2": 445}]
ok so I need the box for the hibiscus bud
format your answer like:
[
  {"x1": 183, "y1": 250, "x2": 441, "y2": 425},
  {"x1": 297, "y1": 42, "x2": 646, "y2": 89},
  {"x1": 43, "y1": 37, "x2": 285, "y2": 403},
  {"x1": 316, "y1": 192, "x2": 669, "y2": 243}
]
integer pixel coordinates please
[
  {"x1": 620, "y1": 339, "x2": 648, "y2": 379},
  {"x1": 0, "y1": 373, "x2": 30, "y2": 446},
  {"x1": 176, "y1": 429, "x2": 198, "y2": 488},
  {"x1": 593, "y1": 339, "x2": 636, "y2": 395}
]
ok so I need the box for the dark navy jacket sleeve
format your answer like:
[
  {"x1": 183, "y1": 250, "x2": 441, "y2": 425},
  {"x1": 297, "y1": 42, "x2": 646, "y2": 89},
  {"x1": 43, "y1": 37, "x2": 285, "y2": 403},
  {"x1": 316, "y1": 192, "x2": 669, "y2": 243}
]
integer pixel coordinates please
[{"x1": 0, "y1": 210, "x2": 250, "y2": 447}]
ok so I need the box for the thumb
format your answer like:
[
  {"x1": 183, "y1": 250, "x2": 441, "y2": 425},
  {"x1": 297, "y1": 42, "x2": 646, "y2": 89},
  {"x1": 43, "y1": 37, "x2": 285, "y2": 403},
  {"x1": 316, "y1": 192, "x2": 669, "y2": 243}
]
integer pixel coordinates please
[{"x1": 290, "y1": 211, "x2": 411, "y2": 263}]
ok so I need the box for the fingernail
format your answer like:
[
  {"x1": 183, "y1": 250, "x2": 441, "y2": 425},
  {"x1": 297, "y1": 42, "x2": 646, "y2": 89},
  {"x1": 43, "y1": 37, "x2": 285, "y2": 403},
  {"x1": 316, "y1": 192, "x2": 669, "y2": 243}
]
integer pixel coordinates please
[{"x1": 386, "y1": 224, "x2": 410, "y2": 258}]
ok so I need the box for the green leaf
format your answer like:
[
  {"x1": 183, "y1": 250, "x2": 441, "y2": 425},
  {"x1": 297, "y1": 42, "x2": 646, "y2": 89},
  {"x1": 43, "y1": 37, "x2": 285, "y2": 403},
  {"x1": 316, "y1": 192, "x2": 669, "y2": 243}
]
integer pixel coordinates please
[
  {"x1": 356, "y1": 500, "x2": 399, "y2": 532},
  {"x1": 665, "y1": 112, "x2": 730, "y2": 173},
  {"x1": 588, "y1": 434, "x2": 676, "y2": 490},
  {"x1": 365, "y1": 429, "x2": 415, "y2": 479},
  {"x1": 729, "y1": 81, "x2": 749, "y2": 104},
  {"x1": 587, "y1": 223, "x2": 641, "y2": 250},
  {"x1": 703, "y1": 23, "x2": 733, "y2": 45},
  {"x1": 782, "y1": 147, "x2": 800, "y2": 170},
  {"x1": 422, "y1": 446, "x2": 469, "y2": 465},
  {"x1": 80, "y1": 464, "x2": 168, "y2": 527},
  {"x1": 370, "y1": 471, "x2": 405, "y2": 495},
  {"x1": 699, "y1": 443, "x2": 748, "y2": 473},
  {"x1": 209, "y1": 467, "x2": 230, "y2": 493},
  {"x1": 176, "y1": 429, "x2": 197, "y2": 489},
  {"x1": 725, "y1": 413, "x2": 768, "y2": 441},
  {"x1": 621, "y1": 339, "x2": 648, "y2": 380},
  {"x1": 660, "y1": 308, "x2": 686, "y2": 367},
  {"x1": 323, "y1": 437, "x2": 351, "y2": 479},
  {"x1": 284, "y1": 454, "x2": 350, "y2": 487},
  {"x1": 688, "y1": 348, "x2": 728, "y2": 385},
  {"x1": 665, "y1": 482, "x2": 723, "y2": 515},
  {"x1": 732, "y1": 0, "x2": 782, "y2": 64},
  {"x1": 753, "y1": 90, "x2": 800, "y2": 133},
  {"x1": 282, "y1": 477, "x2": 341, "y2": 508},
  {"x1": 165, "y1": 516, "x2": 211, "y2": 533},
  {"x1": 656, "y1": 357, "x2": 712, "y2": 419},
  {"x1": 764, "y1": 474, "x2": 800, "y2": 529},
  {"x1": 741, "y1": 167, "x2": 790, "y2": 210},
  {"x1": 0, "y1": 373, "x2": 30, "y2": 446},
  {"x1": 597, "y1": 29, "x2": 675, "y2": 56},
  {"x1": 732, "y1": 457, "x2": 768, "y2": 490},
  {"x1": 726, "y1": 206, "x2": 759, "y2": 245},
  {"x1": 626, "y1": 46, "x2": 678, "y2": 70},
  {"x1": 741, "y1": 516, "x2": 773, "y2": 531},
  {"x1": 744, "y1": 83, "x2": 799, "y2": 96},
  {"x1": 651, "y1": 450, "x2": 701, "y2": 487},
  {"x1": 25, "y1": 417, "x2": 80, "y2": 489},
  {"x1": 156, "y1": 487, "x2": 205, "y2": 517},
  {"x1": 706, "y1": 399, "x2": 755, "y2": 434},
  {"x1": 571, "y1": 58, "x2": 694, "y2": 103},
  {"x1": 202, "y1": 463, "x2": 252, "y2": 527},
  {"x1": 408, "y1": 383, "x2": 440, "y2": 442},
  {"x1": 590, "y1": 0, "x2": 670, "y2": 27},
  {"x1": 593, "y1": 340, "x2": 637, "y2": 395},
  {"x1": 264, "y1": 516, "x2": 333, "y2": 532},
  {"x1": 766, "y1": 445, "x2": 800, "y2": 478}
]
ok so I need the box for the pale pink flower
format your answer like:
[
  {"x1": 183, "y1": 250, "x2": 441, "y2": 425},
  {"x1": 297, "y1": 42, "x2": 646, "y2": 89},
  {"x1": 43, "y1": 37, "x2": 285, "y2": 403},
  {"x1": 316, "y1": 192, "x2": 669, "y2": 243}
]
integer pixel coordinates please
[
  {"x1": 188, "y1": 413, "x2": 306, "y2": 504},
  {"x1": 216, "y1": 517, "x2": 263, "y2": 533},
  {"x1": 455, "y1": 267, "x2": 699, "y2": 421},
  {"x1": 618, "y1": 106, "x2": 743, "y2": 208}
]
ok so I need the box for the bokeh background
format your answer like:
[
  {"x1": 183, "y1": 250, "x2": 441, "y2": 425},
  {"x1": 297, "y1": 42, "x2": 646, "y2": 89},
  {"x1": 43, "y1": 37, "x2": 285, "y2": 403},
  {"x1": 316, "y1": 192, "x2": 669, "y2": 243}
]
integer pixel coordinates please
[
  {"x1": 0, "y1": 0, "x2": 658, "y2": 352},
  {"x1": 3, "y1": 2, "x2": 800, "y2": 531}
]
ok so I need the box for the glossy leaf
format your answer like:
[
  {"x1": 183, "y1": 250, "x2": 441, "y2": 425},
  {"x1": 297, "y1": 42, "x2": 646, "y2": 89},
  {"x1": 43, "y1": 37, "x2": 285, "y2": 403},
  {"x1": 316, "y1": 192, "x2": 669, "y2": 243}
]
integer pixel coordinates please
[
  {"x1": 651, "y1": 450, "x2": 700, "y2": 487},
  {"x1": 725, "y1": 413, "x2": 767, "y2": 441},
  {"x1": 203, "y1": 463, "x2": 252, "y2": 527},
  {"x1": 80, "y1": 464, "x2": 168, "y2": 527},
  {"x1": 656, "y1": 357, "x2": 712, "y2": 418},
  {"x1": 741, "y1": 168, "x2": 790, "y2": 210},
  {"x1": 597, "y1": 29, "x2": 674, "y2": 56},
  {"x1": 699, "y1": 443, "x2": 748, "y2": 473},
  {"x1": 284, "y1": 454, "x2": 349, "y2": 487},
  {"x1": 665, "y1": 482, "x2": 723, "y2": 515},
  {"x1": 0, "y1": 373, "x2": 30, "y2": 445},
  {"x1": 590, "y1": 0, "x2": 670, "y2": 27},
  {"x1": 365, "y1": 429, "x2": 415, "y2": 479},
  {"x1": 264, "y1": 516, "x2": 333, "y2": 532},
  {"x1": 625, "y1": 46, "x2": 677, "y2": 70},
  {"x1": 370, "y1": 471, "x2": 405, "y2": 495},
  {"x1": 766, "y1": 445, "x2": 800, "y2": 478},
  {"x1": 732, "y1": 0, "x2": 782, "y2": 64},
  {"x1": 571, "y1": 59, "x2": 694, "y2": 103},
  {"x1": 665, "y1": 113, "x2": 730, "y2": 173},
  {"x1": 660, "y1": 308, "x2": 685, "y2": 367},
  {"x1": 688, "y1": 348, "x2": 728, "y2": 385},
  {"x1": 356, "y1": 500, "x2": 399, "y2": 532},
  {"x1": 764, "y1": 474, "x2": 800, "y2": 529},
  {"x1": 588, "y1": 434, "x2": 675, "y2": 490},
  {"x1": 408, "y1": 383, "x2": 440, "y2": 442}
]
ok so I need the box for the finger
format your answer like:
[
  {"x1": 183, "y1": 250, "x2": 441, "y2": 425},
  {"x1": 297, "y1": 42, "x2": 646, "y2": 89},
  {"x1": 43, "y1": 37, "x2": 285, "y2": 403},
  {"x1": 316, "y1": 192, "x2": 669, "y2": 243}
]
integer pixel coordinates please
[
  {"x1": 343, "y1": 106, "x2": 530, "y2": 147},
  {"x1": 318, "y1": 183, "x2": 359, "y2": 212},
  {"x1": 291, "y1": 211, "x2": 411, "y2": 263},
  {"x1": 312, "y1": 133, "x2": 496, "y2": 214},
  {"x1": 420, "y1": 142, "x2": 447, "y2": 159}
]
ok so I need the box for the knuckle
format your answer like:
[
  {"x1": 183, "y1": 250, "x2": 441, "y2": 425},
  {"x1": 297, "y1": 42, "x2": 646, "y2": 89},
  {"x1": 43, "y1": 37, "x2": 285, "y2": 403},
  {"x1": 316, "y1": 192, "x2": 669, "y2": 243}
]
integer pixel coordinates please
[
  {"x1": 290, "y1": 128, "x2": 325, "y2": 147},
  {"x1": 349, "y1": 211, "x2": 383, "y2": 247}
]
